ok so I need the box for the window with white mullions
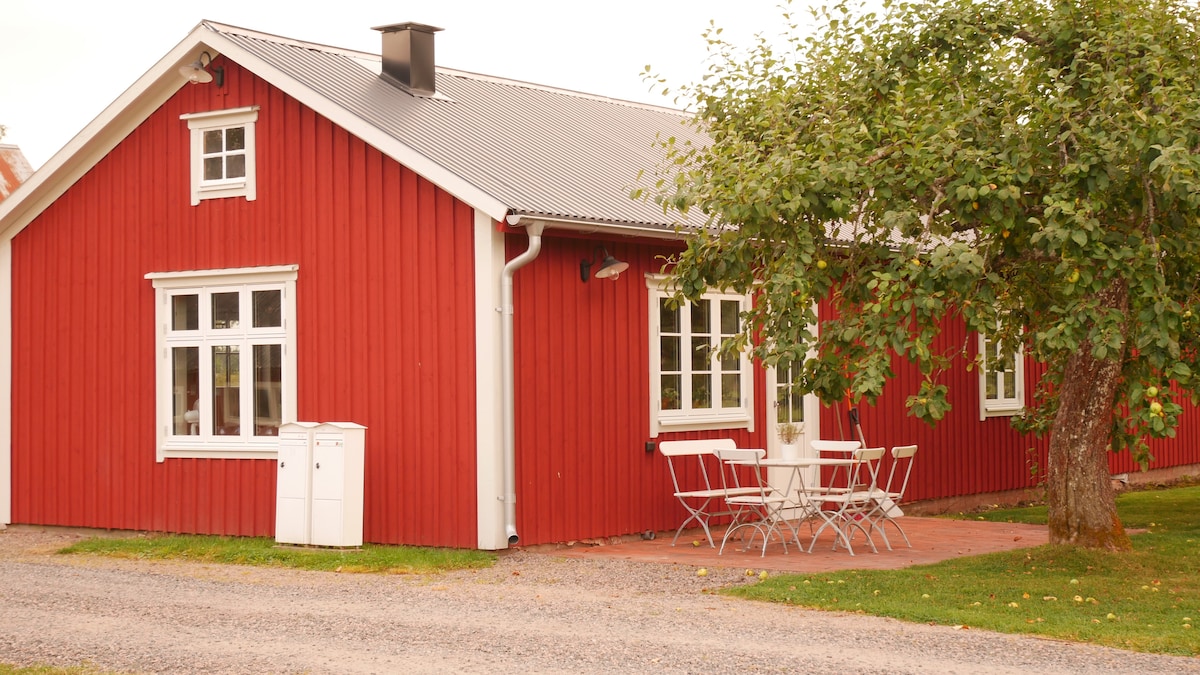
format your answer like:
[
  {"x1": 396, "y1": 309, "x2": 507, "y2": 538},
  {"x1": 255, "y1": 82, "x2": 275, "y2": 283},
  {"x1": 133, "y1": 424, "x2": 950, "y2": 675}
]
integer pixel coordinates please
[
  {"x1": 979, "y1": 332, "x2": 1025, "y2": 419},
  {"x1": 181, "y1": 106, "x2": 259, "y2": 205},
  {"x1": 149, "y1": 266, "x2": 297, "y2": 460},
  {"x1": 648, "y1": 276, "x2": 753, "y2": 436}
]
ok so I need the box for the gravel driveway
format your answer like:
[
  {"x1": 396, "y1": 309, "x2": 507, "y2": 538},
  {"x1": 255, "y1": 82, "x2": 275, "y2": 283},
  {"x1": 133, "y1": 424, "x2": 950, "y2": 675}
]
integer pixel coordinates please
[{"x1": 1, "y1": 526, "x2": 1197, "y2": 674}]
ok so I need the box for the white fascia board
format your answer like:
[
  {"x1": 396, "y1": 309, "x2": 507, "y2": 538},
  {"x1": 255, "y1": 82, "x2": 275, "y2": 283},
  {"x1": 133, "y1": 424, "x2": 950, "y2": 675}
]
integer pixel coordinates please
[
  {"x1": 0, "y1": 35, "x2": 207, "y2": 241},
  {"x1": 0, "y1": 24, "x2": 512, "y2": 240},
  {"x1": 201, "y1": 34, "x2": 511, "y2": 223},
  {"x1": 504, "y1": 214, "x2": 688, "y2": 242}
]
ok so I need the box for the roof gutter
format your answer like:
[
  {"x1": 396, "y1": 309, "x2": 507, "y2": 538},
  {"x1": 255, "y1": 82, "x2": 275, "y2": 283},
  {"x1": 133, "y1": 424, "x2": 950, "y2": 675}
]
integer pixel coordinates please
[
  {"x1": 499, "y1": 219, "x2": 544, "y2": 546},
  {"x1": 504, "y1": 213, "x2": 691, "y2": 241}
]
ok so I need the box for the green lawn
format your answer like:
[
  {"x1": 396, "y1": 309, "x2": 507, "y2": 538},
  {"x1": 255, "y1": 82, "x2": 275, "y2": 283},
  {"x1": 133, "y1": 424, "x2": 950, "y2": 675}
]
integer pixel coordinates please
[
  {"x1": 727, "y1": 484, "x2": 1200, "y2": 656},
  {"x1": 58, "y1": 534, "x2": 495, "y2": 575}
]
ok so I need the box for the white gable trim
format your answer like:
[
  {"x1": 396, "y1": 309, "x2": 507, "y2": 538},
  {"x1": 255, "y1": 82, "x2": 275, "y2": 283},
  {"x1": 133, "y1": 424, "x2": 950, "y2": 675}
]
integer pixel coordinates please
[
  {"x1": 0, "y1": 40, "x2": 202, "y2": 240},
  {"x1": 0, "y1": 21, "x2": 511, "y2": 240}
]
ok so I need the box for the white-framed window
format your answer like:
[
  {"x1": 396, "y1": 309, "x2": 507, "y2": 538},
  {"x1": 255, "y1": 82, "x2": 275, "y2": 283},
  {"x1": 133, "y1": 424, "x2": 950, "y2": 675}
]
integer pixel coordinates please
[
  {"x1": 647, "y1": 275, "x2": 754, "y2": 437},
  {"x1": 979, "y1": 332, "x2": 1024, "y2": 419},
  {"x1": 147, "y1": 266, "x2": 298, "y2": 461},
  {"x1": 180, "y1": 106, "x2": 259, "y2": 205}
]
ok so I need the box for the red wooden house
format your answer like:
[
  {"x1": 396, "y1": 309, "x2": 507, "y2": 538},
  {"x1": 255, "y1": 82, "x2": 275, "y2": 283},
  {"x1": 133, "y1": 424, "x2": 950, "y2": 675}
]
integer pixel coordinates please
[{"x1": 0, "y1": 20, "x2": 1195, "y2": 549}]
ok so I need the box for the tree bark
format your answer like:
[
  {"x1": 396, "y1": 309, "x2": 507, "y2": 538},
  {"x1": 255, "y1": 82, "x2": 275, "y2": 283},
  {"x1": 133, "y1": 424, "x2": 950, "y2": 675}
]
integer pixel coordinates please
[{"x1": 1045, "y1": 283, "x2": 1133, "y2": 551}]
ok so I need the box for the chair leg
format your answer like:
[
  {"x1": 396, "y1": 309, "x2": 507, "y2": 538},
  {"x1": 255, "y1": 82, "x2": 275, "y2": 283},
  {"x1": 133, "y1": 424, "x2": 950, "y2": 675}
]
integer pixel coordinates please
[
  {"x1": 881, "y1": 515, "x2": 911, "y2": 547},
  {"x1": 807, "y1": 510, "x2": 856, "y2": 556},
  {"x1": 837, "y1": 517, "x2": 877, "y2": 554},
  {"x1": 671, "y1": 498, "x2": 716, "y2": 547},
  {"x1": 861, "y1": 503, "x2": 893, "y2": 551}
]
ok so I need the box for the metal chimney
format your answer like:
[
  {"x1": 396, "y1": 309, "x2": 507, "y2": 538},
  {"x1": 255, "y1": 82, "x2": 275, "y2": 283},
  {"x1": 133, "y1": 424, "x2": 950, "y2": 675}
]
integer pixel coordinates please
[{"x1": 372, "y1": 22, "x2": 442, "y2": 96}]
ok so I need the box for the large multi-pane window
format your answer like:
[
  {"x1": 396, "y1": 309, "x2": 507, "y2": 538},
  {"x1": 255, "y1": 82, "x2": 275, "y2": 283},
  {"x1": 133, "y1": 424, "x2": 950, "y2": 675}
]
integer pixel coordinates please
[
  {"x1": 148, "y1": 266, "x2": 297, "y2": 460},
  {"x1": 648, "y1": 278, "x2": 753, "y2": 436},
  {"x1": 181, "y1": 106, "x2": 259, "y2": 205},
  {"x1": 979, "y1": 333, "x2": 1024, "y2": 418}
]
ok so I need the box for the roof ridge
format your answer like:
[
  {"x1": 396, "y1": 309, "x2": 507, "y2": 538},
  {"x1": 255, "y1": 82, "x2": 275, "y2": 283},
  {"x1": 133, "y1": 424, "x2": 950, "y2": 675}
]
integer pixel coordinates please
[
  {"x1": 436, "y1": 67, "x2": 692, "y2": 117},
  {"x1": 202, "y1": 19, "x2": 692, "y2": 118},
  {"x1": 200, "y1": 20, "x2": 378, "y2": 60}
]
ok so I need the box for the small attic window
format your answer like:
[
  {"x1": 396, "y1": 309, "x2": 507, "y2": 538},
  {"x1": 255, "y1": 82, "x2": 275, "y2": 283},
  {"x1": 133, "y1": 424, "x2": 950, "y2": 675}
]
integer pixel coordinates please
[{"x1": 181, "y1": 106, "x2": 260, "y2": 205}]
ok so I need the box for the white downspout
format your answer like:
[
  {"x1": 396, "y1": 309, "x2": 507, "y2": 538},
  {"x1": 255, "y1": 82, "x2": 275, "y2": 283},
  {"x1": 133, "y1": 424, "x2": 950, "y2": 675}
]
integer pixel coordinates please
[{"x1": 500, "y1": 220, "x2": 543, "y2": 545}]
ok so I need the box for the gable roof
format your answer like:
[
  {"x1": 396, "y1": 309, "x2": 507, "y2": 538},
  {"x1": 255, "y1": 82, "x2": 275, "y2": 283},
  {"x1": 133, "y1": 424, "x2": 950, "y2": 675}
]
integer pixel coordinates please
[{"x1": 0, "y1": 20, "x2": 708, "y2": 240}]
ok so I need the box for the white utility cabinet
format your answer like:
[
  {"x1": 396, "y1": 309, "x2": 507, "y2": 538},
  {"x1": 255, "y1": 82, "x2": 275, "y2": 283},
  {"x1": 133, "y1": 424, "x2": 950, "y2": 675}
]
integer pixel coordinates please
[
  {"x1": 275, "y1": 421, "x2": 320, "y2": 545},
  {"x1": 275, "y1": 421, "x2": 366, "y2": 547}
]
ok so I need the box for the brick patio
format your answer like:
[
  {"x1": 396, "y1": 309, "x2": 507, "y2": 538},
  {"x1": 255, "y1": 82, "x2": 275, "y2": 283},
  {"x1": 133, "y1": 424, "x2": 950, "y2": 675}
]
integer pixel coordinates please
[{"x1": 530, "y1": 517, "x2": 1050, "y2": 574}]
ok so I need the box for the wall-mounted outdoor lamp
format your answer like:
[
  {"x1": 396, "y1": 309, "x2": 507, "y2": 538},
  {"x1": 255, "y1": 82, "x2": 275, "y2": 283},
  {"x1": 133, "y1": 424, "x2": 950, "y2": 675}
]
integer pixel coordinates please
[
  {"x1": 180, "y1": 51, "x2": 224, "y2": 87},
  {"x1": 580, "y1": 247, "x2": 629, "y2": 282}
]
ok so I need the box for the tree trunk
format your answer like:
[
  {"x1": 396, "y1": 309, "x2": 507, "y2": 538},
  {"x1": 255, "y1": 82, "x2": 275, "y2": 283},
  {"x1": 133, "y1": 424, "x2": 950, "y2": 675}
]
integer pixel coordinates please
[{"x1": 1045, "y1": 284, "x2": 1133, "y2": 551}]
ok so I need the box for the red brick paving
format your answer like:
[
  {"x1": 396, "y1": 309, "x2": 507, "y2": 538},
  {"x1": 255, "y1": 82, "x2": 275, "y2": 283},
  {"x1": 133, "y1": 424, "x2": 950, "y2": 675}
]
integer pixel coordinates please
[{"x1": 532, "y1": 517, "x2": 1049, "y2": 573}]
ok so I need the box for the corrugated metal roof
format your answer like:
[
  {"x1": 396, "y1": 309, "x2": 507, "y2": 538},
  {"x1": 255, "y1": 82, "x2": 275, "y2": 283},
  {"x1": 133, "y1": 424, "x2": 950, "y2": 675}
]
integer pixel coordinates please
[{"x1": 206, "y1": 21, "x2": 709, "y2": 231}]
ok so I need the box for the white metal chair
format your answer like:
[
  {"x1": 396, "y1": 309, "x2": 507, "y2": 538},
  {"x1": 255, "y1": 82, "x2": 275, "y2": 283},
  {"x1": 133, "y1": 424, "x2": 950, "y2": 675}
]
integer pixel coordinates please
[
  {"x1": 810, "y1": 439, "x2": 861, "y2": 455},
  {"x1": 806, "y1": 439, "x2": 862, "y2": 497},
  {"x1": 864, "y1": 444, "x2": 919, "y2": 550},
  {"x1": 804, "y1": 446, "x2": 886, "y2": 556},
  {"x1": 713, "y1": 448, "x2": 801, "y2": 556},
  {"x1": 659, "y1": 439, "x2": 759, "y2": 546}
]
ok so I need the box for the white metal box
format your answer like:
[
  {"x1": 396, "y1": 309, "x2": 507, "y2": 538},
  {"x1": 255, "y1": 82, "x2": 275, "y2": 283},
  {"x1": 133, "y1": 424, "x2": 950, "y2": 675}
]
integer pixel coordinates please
[{"x1": 274, "y1": 421, "x2": 365, "y2": 547}]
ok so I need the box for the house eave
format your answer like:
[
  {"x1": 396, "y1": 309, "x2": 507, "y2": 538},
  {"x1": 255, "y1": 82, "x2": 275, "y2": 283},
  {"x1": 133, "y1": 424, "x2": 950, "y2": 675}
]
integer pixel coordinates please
[{"x1": 503, "y1": 213, "x2": 689, "y2": 241}]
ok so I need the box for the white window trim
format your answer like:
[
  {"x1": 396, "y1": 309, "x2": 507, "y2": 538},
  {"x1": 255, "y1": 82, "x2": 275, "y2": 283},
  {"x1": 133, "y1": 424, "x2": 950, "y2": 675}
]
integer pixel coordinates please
[
  {"x1": 978, "y1": 332, "x2": 1025, "y2": 420},
  {"x1": 181, "y1": 106, "x2": 260, "y2": 206},
  {"x1": 647, "y1": 274, "x2": 754, "y2": 437},
  {"x1": 147, "y1": 265, "x2": 298, "y2": 461}
]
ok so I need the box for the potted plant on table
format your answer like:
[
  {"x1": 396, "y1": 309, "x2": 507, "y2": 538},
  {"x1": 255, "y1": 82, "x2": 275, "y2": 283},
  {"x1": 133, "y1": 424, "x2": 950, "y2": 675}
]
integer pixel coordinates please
[{"x1": 778, "y1": 422, "x2": 803, "y2": 460}]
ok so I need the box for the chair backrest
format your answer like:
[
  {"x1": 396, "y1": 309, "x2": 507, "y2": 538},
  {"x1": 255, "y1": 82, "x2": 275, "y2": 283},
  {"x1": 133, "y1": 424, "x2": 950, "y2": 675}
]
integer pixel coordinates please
[
  {"x1": 811, "y1": 439, "x2": 861, "y2": 455},
  {"x1": 847, "y1": 446, "x2": 886, "y2": 492},
  {"x1": 885, "y1": 444, "x2": 918, "y2": 501},
  {"x1": 713, "y1": 447, "x2": 768, "y2": 497},
  {"x1": 658, "y1": 438, "x2": 737, "y2": 457},
  {"x1": 659, "y1": 438, "x2": 738, "y2": 494}
]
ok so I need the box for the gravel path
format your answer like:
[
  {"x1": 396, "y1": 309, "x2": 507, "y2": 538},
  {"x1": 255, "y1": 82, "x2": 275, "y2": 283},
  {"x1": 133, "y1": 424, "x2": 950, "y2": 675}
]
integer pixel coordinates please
[{"x1": 1, "y1": 526, "x2": 1197, "y2": 674}]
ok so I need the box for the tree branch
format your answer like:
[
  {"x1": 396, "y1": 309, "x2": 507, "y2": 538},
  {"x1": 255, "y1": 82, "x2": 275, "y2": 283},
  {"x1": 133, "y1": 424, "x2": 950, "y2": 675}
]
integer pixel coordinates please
[
  {"x1": 1013, "y1": 29, "x2": 1048, "y2": 47},
  {"x1": 864, "y1": 144, "x2": 898, "y2": 165}
]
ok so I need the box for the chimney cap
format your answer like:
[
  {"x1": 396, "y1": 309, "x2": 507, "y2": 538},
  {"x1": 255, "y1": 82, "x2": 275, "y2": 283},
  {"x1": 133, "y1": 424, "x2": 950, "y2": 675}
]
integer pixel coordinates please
[{"x1": 372, "y1": 22, "x2": 443, "y2": 34}]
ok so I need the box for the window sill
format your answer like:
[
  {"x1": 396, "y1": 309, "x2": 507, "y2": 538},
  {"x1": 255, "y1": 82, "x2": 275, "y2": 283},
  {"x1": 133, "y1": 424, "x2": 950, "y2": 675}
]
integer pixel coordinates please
[
  {"x1": 195, "y1": 181, "x2": 251, "y2": 203},
  {"x1": 157, "y1": 440, "x2": 279, "y2": 462},
  {"x1": 981, "y1": 405, "x2": 1024, "y2": 419},
  {"x1": 652, "y1": 413, "x2": 752, "y2": 438}
]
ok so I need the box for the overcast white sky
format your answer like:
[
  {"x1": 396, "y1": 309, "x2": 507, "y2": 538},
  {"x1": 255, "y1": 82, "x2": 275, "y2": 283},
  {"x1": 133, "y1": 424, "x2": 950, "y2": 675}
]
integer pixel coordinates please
[{"x1": 0, "y1": 0, "x2": 851, "y2": 169}]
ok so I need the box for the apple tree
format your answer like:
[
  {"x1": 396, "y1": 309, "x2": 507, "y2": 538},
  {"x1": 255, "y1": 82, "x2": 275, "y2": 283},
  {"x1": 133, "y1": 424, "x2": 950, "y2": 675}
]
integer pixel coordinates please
[{"x1": 645, "y1": 0, "x2": 1200, "y2": 549}]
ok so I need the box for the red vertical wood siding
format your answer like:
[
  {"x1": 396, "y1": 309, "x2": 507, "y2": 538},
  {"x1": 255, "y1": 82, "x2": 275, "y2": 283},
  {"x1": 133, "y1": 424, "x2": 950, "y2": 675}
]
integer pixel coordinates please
[
  {"x1": 513, "y1": 239, "x2": 1200, "y2": 545},
  {"x1": 814, "y1": 298, "x2": 1200, "y2": 504},
  {"x1": 810, "y1": 305, "x2": 1052, "y2": 503},
  {"x1": 10, "y1": 58, "x2": 477, "y2": 547},
  {"x1": 510, "y1": 236, "x2": 774, "y2": 544}
]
